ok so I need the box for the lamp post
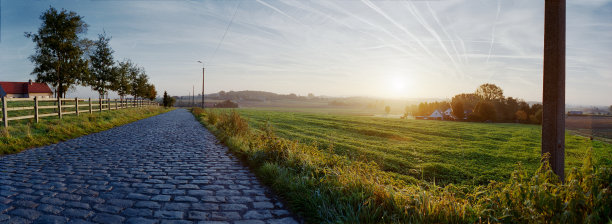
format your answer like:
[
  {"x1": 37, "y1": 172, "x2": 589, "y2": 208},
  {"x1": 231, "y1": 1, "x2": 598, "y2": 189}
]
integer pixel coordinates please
[{"x1": 197, "y1": 61, "x2": 205, "y2": 108}]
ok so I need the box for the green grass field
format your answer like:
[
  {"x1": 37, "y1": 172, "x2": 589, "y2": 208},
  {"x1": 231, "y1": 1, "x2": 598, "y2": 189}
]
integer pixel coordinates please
[
  {"x1": 194, "y1": 108, "x2": 612, "y2": 223},
  {"x1": 235, "y1": 109, "x2": 612, "y2": 185}
]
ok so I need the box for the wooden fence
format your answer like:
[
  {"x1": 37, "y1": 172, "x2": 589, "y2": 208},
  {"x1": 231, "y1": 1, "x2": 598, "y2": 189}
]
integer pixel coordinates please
[{"x1": 1, "y1": 97, "x2": 158, "y2": 128}]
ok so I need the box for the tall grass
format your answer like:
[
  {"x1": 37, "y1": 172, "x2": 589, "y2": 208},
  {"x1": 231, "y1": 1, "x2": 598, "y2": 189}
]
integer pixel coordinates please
[
  {"x1": 1, "y1": 106, "x2": 172, "y2": 155},
  {"x1": 192, "y1": 108, "x2": 611, "y2": 223}
]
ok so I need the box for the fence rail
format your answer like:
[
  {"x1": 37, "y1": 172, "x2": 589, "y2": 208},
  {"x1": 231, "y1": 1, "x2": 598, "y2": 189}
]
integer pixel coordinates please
[{"x1": 1, "y1": 96, "x2": 159, "y2": 128}]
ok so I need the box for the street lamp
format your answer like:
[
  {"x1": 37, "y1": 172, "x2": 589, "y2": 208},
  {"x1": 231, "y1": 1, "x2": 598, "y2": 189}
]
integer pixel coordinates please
[{"x1": 197, "y1": 61, "x2": 205, "y2": 108}]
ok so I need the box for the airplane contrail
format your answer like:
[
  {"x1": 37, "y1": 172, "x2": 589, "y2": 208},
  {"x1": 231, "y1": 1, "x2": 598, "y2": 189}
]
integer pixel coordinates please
[
  {"x1": 425, "y1": 2, "x2": 464, "y2": 65},
  {"x1": 455, "y1": 33, "x2": 469, "y2": 65},
  {"x1": 321, "y1": 1, "x2": 422, "y2": 56},
  {"x1": 404, "y1": 1, "x2": 463, "y2": 78},
  {"x1": 486, "y1": 0, "x2": 501, "y2": 63},
  {"x1": 361, "y1": 0, "x2": 440, "y2": 61},
  {"x1": 255, "y1": 0, "x2": 300, "y2": 23}
]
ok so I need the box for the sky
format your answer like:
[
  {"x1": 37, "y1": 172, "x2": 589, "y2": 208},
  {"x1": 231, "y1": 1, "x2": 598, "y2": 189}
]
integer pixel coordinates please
[{"x1": 0, "y1": 0, "x2": 611, "y2": 106}]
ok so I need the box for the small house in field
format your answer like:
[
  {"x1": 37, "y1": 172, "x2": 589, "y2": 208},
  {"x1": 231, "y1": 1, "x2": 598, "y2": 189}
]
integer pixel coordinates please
[
  {"x1": 567, "y1": 111, "x2": 583, "y2": 116},
  {"x1": 429, "y1": 110, "x2": 444, "y2": 120},
  {"x1": 0, "y1": 80, "x2": 53, "y2": 98},
  {"x1": 443, "y1": 108, "x2": 453, "y2": 116}
]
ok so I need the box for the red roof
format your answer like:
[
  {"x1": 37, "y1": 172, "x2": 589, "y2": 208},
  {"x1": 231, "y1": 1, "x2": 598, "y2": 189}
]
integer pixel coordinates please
[{"x1": 0, "y1": 82, "x2": 53, "y2": 94}]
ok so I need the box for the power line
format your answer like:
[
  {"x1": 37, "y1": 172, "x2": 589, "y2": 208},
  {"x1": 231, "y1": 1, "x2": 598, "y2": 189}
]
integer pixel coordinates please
[{"x1": 208, "y1": 0, "x2": 242, "y2": 65}]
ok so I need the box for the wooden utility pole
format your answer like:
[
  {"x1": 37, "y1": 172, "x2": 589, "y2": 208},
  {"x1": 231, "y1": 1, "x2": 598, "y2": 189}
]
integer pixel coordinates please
[
  {"x1": 202, "y1": 67, "x2": 205, "y2": 108},
  {"x1": 542, "y1": 0, "x2": 566, "y2": 181}
]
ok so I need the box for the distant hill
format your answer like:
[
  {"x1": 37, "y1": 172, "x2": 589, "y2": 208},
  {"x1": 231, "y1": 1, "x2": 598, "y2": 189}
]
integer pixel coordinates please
[{"x1": 211, "y1": 90, "x2": 305, "y2": 101}]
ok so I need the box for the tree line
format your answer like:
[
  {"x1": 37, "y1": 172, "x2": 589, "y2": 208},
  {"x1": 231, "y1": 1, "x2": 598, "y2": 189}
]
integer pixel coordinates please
[
  {"x1": 408, "y1": 83, "x2": 543, "y2": 124},
  {"x1": 25, "y1": 7, "x2": 156, "y2": 101}
]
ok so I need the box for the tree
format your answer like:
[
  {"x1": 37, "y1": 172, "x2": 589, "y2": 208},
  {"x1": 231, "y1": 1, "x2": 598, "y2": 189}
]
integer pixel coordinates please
[
  {"x1": 609, "y1": 105, "x2": 612, "y2": 113},
  {"x1": 451, "y1": 100, "x2": 464, "y2": 120},
  {"x1": 214, "y1": 100, "x2": 238, "y2": 108},
  {"x1": 25, "y1": 7, "x2": 89, "y2": 98},
  {"x1": 88, "y1": 32, "x2": 115, "y2": 98},
  {"x1": 112, "y1": 59, "x2": 134, "y2": 100},
  {"x1": 146, "y1": 84, "x2": 157, "y2": 101},
  {"x1": 385, "y1": 105, "x2": 391, "y2": 114},
  {"x1": 452, "y1": 93, "x2": 480, "y2": 111},
  {"x1": 475, "y1": 83, "x2": 504, "y2": 102},
  {"x1": 130, "y1": 68, "x2": 149, "y2": 99},
  {"x1": 474, "y1": 101, "x2": 496, "y2": 122},
  {"x1": 515, "y1": 110, "x2": 528, "y2": 123},
  {"x1": 162, "y1": 91, "x2": 174, "y2": 107},
  {"x1": 530, "y1": 108, "x2": 543, "y2": 124}
]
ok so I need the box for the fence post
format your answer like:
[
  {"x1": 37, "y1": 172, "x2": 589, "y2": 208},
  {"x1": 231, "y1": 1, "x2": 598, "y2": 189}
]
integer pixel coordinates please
[
  {"x1": 75, "y1": 97, "x2": 79, "y2": 116},
  {"x1": 34, "y1": 96, "x2": 39, "y2": 123},
  {"x1": 99, "y1": 98, "x2": 103, "y2": 112},
  {"x1": 115, "y1": 99, "x2": 118, "y2": 110},
  {"x1": 57, "y1": 97, "x2": 62, "y2": 119},
  {"x1": 2, "y1": 97, "x2": 8, "y2": 128},
  {"x1": 89, "y1": 98, "x2": 92, "y2": 114},
  {"x1": 108, "y1": 98, "x2": 111, "y2": 110}
]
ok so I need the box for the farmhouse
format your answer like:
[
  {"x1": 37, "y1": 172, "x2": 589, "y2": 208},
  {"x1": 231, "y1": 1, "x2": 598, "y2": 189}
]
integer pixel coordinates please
[
  {"x1": 0, "y1": 80, "x2": 53, "y2": 98},
  {"x1": 429, "y1": 110, "x2": 444, "y2": 120}
]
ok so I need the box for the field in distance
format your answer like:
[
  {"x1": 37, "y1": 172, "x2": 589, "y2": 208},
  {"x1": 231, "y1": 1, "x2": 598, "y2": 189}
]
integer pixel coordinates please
[{"x1": 235, "y1": 109, "x2": 612, "y2": 185}]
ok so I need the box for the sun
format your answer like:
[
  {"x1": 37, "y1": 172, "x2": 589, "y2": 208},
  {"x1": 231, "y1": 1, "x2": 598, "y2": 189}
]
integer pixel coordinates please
[{"x1": 388, "y1": 75, "x2": 408, "y2": 95}]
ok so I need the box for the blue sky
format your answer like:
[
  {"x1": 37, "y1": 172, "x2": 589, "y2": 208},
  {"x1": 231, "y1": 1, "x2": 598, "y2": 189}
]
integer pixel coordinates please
[{"x1": 0, "y1": 0, "x2": 611, "y2": 105}]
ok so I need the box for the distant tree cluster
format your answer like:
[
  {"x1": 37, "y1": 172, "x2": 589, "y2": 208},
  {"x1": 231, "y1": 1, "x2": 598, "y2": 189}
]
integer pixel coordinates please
[
  {"x1": 25, "y1": 7, "x2": 156, "y2": 101},
  {"x1": 215, "y1": 90, "x2": 308, "y2": 101},
  {"x1": 162, "y1": 91, "x2": 175, "y2": 108},
  {"x1": 409, "y1": 84, "x2": 543, "y2": 124},
  {"x1": 212, "y1": 100, "x2": 239, "y2": 108}
]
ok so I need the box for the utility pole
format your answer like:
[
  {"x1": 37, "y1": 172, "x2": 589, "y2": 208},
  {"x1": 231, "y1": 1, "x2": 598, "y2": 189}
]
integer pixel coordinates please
[
  {"x1": 542, "y1": 0, "x2": 565, "y2": 181},
  {"x1": 192, "y1": 85, "x2": 195, "y2": 107},
  {"x1": 197, "y1": 61, "x2": 205, "y2": 108},
  {"x1": 202, "y1": 64, "x2": 204, "y2": 108}
]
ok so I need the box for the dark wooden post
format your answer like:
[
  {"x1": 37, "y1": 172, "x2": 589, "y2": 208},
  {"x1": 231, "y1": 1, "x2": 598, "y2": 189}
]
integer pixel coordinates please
[
  {"x1": 57, "y1": 97, "x2": 62, "y2": 119},
  {"x1": 542, "y1": 0, "x2": 566, "y2": 181},
  {"x1": 34, "y1": 97, "x2": 39, "y2": 123},
  {"x1": 89, "y1": 98, "x2": 93, "y2": 114},
  {"x1": 2, "y1": 97, "x2": 8, "y2": 128},
  {"x1": 115, "y1": 99, "x2": 118, "y2": 110},
  {"x1": 75, "y1": 97, "x2": 79, "y2": 116},
  {"x1": 99, "y1": 98, "x2": 103, "y2": 112}
]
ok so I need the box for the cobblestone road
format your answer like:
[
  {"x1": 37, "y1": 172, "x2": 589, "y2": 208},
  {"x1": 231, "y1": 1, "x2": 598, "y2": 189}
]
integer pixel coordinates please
[{"x1": 0, "y1": 109, "x2": 299, "y2": 224}]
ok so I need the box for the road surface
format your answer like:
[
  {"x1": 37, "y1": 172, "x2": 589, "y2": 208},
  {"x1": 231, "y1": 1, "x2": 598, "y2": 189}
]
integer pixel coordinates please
[{"x1": 0, "y1": 109, "x2": 298, "y2": 224}]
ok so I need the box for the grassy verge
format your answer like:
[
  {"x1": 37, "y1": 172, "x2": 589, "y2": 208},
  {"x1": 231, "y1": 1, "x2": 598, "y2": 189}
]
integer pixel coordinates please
[
  {"x1": 192, "y1": 108, "x2": 611, "y2": 223},
  {"x1": 1, "y1": 106, "x2": 173, "y2": 155}
]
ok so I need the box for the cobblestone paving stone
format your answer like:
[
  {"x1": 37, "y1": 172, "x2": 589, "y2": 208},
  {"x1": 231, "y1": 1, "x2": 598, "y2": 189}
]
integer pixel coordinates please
[{"x1": 0, "y1": 109, "x2": 300, "y2": 224}]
